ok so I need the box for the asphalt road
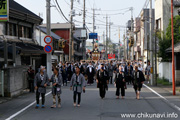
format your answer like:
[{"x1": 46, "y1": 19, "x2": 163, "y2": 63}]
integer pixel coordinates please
[{"x1": 0, "y1": 83, "x2": 180, "y2": 120}]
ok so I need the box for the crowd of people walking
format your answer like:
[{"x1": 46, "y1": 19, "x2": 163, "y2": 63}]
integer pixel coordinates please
[{"x1": 27, "y1": 60, "x2": 151, "y2": 109}]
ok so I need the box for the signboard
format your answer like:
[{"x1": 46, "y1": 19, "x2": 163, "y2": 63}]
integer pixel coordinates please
[
  {"x1": 89, "y1": 33, "x2": 98, "y2": 39},
  {"x1": 81, "y1": 29, "x2": 87, "y2": 38},
  {"x1": 108, "y1": 54, "x2": 115, "y2": 60},
  {"x1": 44, "y1": 36, "x2": 52, "y2": 44},
  {"x1": 44, "y1": 45, "x2": 53, "y2": 53},
  {"x1": 0, "y1": 0, "x2": 9, "y2": 22}
]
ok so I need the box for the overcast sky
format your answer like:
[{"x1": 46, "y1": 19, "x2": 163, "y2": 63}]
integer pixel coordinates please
[{"x1": 14, "y1": 0, "x2": 154, "y2": 43}]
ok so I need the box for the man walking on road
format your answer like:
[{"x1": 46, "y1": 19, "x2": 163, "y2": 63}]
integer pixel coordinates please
[
  {"x1": 70, "y1": 65, "x2": 86, "y2": 107},
  {"x1": 132, "y1": 66, "x2": 145, "y2": 100},
  {"x1": 50, "y1": 67, "x2": 63, "y2": 108},
  {"x1": 34, "y1": 66, "x2": 49, "y2": 109},
  {"x1": 125, "y1": 61, "x2": 133, "y2": 85},
  {"x1": 96, "y1": 64, "x2": 109, "y2": 99},
  {"x1": 114, "y1": 65, "x2": 126, "y2": 99}
]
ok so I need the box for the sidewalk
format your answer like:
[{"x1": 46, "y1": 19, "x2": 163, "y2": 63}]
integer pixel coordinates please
[
  {"x1": 0, "y1": 88, "x2": 51, "y2": 104},
  {"x1": 144, "y1": 84, "x2": 180, "y2": 111}
]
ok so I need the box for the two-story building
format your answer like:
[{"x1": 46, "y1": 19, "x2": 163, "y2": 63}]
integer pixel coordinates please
[{"x1": 0, "y1": 0, "x2": 44, "y2": 97}]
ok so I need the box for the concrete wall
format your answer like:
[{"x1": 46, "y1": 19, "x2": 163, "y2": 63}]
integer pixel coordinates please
[
  {"x1": 159, "y1": 62, "x2": 172, "y2": 81},
  {"x1": 159, "y1": 62, "x2": 180, "y2": 85},
  {"x1": 36, "y1": 29, "x2": 47, "y2": 47},
  {"x1": 155, "y1": 0, "x2": 179, "y2": 33},
  {"x1": 4, "y1": 66, "x2": 28, "y2": 97}
]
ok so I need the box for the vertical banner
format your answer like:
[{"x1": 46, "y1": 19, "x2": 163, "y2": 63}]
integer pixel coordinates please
[{"x1": 0, "y1": 0, "x2": 9, "y2": 22}]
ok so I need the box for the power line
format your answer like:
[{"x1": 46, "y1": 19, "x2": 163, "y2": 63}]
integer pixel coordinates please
[{"x1": 55, "y1": 0, "x2": 70, "y2": 23}]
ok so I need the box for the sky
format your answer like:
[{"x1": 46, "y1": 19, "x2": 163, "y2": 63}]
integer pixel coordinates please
[{"x1": 14, "y1": 0, "x2": 154, "y2": 44}]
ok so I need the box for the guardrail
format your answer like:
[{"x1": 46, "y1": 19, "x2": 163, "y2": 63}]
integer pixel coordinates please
[{"x1": 0, "y1": 70, "x2": 4, "y2": 97}]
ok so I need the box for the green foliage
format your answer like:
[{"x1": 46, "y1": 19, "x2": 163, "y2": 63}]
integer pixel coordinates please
[
  {"x1": 157, "y1": 77, "x2": 171, "y2": 86},
  {"x1": 156, "y1": 31, "x2": 171, "y2": 61},
  {"x1": 166, "y1": 15, "x2": 180, "y2": 44},
  {"x1": 157, "y1": 15, "x2": 180, "y2": 61}
]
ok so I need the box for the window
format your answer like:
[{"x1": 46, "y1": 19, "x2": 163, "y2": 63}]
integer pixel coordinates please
[
  {"x1": 9, "y1": 23, "x2": 13, "y2": 36},
  {"x1": 27, "y1": 27, "x2": 32, "y2": 38},
  {"x1": 176, "y1": 55, "x2": 180, "y2": 70},
  {"x1": 156, "y1": 19, "x2": 161, "y2": 30},
  {"x1": 18, "y1": 25, "x2": 23, "y2": 37},
  {"x1": 13, "y1": 24, "x2": 17, "y2": 36}
]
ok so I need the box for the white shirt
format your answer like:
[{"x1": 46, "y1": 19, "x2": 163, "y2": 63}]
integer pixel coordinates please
[
  {"x1": 138, "y1": 67, "x2": 143, "y2": 71},
  {"x1": 89, "y1": 66, "x2": 92, "y2": 73}
]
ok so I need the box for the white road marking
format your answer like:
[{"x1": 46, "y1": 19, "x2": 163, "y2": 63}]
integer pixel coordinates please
[
  {"x1": 5, "y1": 91, "x2": 51, "y2": 120},
  {"x1": 143, "y1": 84, "x2": 180, "y2": 112}
]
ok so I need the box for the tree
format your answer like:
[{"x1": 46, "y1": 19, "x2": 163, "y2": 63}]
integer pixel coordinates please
[{"x1": 157, "y1": 15, "x2": 180, "y2": 61}]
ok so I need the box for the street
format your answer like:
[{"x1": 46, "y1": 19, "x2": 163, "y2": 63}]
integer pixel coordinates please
[{"x1": 0, "y1": 83, "x2": 180, "y2": 120}]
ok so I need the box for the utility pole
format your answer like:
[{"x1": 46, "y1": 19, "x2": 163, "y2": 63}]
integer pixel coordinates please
[
  {"x1": 83, "y1": 0, "x2": 86, "y2": 60},
  {"x1": 118, "y1": 27, "x2": 120, "y2": 60},
  {"x1": 46, "y1": 0, "x2": 52, "y2": 77},
  {"x1": 69, "y1": 0, "x2": 74, "y2": 62},
  {"x1": 92, "y1": 7, "x2": 100, "y2": 50},
  {"x1": 130, "y1": 7, "x2": 134, "y2": 60},
  {"x1": 123, "y1": 33, "x2": 126, "y2": 60},
  {"x1": 105, "y1": 14, "x2": 108, "y2": 59},
  {"x1": 171, "y1": 0, "x2": 176, "y2": 95},
  {"x1": 103, "y1": 31, "x2": 105, "y2": 50},
  {"x1": 109, "y1": 18, "x2": 111, "y2": 54},
  {"x1": 150, "y1": 0, "x2": 154, "y2": 85},
  {"x1": 92, "y1": 8, "x2": 95, "y2": 50}
]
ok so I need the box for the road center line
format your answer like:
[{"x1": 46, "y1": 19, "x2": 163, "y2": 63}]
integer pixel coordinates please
[
  {"x1": 5, "y1": 91, "x2": 52, "y2": 120},
  {"x1": 143, "y1": 84, "x2": 180, "y2": 112}
]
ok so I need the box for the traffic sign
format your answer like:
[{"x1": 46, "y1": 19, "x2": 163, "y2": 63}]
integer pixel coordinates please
[
  {"x1": 44, "y1": 36, "x2": 52, "y2": 44},
  {"x1": 89, "y1": 33, "x2": 98, "y2": 39},
  {"x1": 44, "y1": 45, "x2": 53, "y2": 53}
]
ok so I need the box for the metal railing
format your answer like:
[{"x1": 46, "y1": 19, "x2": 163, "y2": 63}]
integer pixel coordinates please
[{"x1": 0, "y1": 70, "x2": 4, "y2": 97}]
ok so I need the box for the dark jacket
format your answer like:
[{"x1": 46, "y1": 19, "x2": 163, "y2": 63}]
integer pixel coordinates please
[
  {"x1": 125, "y1": 65, "x2": 133, "y2": 76},
  {"x1": 114, "y1": 72, "x2": 126, "y2": 88},
  {"x1": 96, "y1": 70, "x2": 109, "y2": 86},
  {"x1": 132, "y1": 70, "x2": 145, "y2": 88}
]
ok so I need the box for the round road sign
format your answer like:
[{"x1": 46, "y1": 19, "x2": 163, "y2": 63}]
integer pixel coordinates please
[
  {"x1": 44, "y1": 36, "x2": 52, "y2": 44},
  {"x1": 44, "y1": 45, "x2": 53, "y2": 53}
]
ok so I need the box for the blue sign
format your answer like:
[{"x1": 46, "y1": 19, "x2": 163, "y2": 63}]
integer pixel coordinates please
[
  {"x1": 44, "y1": 45, "x2": 53, "y2": 53},
  {"x1": 89, "y1": 33, "x2": 98, "y2": 39}
]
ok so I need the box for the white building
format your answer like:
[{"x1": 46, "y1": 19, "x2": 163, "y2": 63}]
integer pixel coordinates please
[{"x1": 155, "y1": 0, "x2": 180, "y2": 33}]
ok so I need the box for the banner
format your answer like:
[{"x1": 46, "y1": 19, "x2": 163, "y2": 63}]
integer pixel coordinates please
[
  {"x1": 0, "y1": 0, "x2": 9, "y2": 22},
  {"x1": 108, "y1": 54, "x2": 115, "y2": 60}
]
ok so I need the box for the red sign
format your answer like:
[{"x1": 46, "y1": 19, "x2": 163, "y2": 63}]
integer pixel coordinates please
[
  {"x1": 108, "y1": 54, "x2": 115, "y2": 59},
  {"x1": 44, "y1": 36, "x2": 52, "y2": 44}
]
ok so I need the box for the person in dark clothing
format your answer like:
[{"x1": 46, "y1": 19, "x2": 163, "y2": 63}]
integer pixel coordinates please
[
  {"x1": 114, "y1": 65, "x2": 126, "y2": 99},
  {"x1": 62, "y1": 65, "x2": 67, "y2": 86},
  {"x1": 79, "y1": 62, "x2": 86, "y2": 75},
  {"x1": 125, "y1": 62, "x2": 133, "y2": 85},
  {"x1": 132, "y1": 66, "x2": 145, "y2": 100},
  {"x1": 27, "y1": 66, "x2": 35, "y2": 92},
  {"x1": 108, "y1": 61, "x2": 114, "y2": 84},
  {"x1": 96, "y1": 64, "x2": 109, "y2": 99},
  {"x1": 86, "y1": 62, "x2": 95, "y2": 85},
  {"x1": 67, "y1": 62, "x2": 75, "y2": 81}
]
